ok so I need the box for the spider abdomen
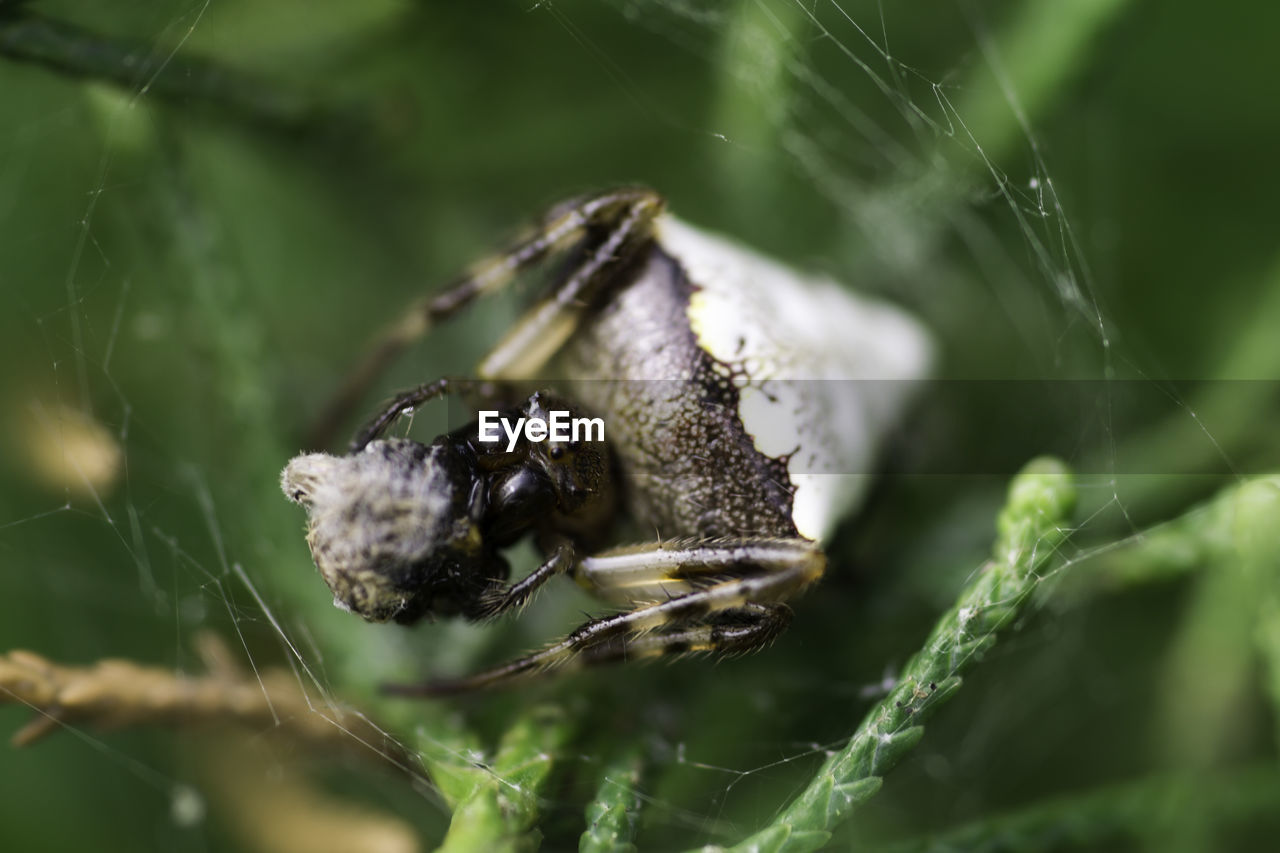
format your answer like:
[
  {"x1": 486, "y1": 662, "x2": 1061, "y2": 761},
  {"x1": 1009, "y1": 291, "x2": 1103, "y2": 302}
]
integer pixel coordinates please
[{"x1": 561, "y1": 214, "x2": 932, "y2": 544}]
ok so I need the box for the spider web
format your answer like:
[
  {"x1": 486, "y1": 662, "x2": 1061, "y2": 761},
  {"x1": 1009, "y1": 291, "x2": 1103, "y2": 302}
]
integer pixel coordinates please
[{"x1": 1, "y1": 1, "x2": 1275, "y2": 850}]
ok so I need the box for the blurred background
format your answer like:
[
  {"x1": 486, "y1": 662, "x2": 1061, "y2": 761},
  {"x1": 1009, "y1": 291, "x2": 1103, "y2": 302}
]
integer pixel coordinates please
[{"x1": 2, "y1": 1, "x2": 1280, "y2": 850}]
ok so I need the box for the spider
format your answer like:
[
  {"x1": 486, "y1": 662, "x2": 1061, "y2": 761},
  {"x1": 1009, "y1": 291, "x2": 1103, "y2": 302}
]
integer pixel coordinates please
[{"x1": 281, "y1": 188, "x2": 933, "y2": 695}]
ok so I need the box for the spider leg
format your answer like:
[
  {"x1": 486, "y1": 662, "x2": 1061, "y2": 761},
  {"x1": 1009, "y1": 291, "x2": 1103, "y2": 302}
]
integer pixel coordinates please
[
  {"x1": 348, "y1": 375, "x2": 500, "y2": 451},
  {"x1": 348, "y1": 374, "x2": 535, "y2": 452},
  {"x1": 472, "y1": 541, "x2": 576, "y2": 619},
  {"x1": 578, "y1": 603, "x2": 794, "y2": 665},
  {"x1": 476, "y1": 189, "x2": 664, "y2": 381},
  {"x1": 308, "y1": 187, "x2": 665, "y2": 448},
  {"x1": 413, "y1": 604, "x2": 795, "y2": 697},
  {"x1": 570, "y1": 539, "x2": 823, "y2": 604},
  {"x1": 383, "y1": 538, "x2": 824, "y2": 696}
]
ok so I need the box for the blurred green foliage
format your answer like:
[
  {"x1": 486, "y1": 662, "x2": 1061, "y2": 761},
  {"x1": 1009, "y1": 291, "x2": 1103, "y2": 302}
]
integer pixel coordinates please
[{"x1": 2, "y1": 1, "x2": 1280, "y2": 850}]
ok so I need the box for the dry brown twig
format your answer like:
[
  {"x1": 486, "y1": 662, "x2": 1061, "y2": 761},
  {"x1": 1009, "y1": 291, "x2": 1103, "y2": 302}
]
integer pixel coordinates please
[{"x1": 0, "y1": 632, "x2": 392, "y2": 754}]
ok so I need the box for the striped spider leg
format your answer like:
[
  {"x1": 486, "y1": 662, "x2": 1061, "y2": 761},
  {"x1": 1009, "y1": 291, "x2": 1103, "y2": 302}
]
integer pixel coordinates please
[
  {"x1": 308, "y1": 187, "x2": 665, "y2": 449},
  {"x1": 388, "y1": 538, "x2": 825, "y2": 696}
]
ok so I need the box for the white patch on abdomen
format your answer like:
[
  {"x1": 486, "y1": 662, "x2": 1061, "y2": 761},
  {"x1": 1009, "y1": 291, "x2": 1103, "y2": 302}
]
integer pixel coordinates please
[{"x1": 656, "y1": 215, "x2": 933, "y2": 543}]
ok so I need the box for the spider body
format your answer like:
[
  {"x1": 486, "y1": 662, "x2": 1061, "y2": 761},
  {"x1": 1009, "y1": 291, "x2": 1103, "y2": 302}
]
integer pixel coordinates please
[{"x1": 282, "y1": 188, "x2": 931, "y2": 694}]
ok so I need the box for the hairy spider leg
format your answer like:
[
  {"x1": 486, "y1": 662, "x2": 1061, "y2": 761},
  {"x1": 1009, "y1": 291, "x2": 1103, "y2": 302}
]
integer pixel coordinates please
[
  {"x1": 575, "y1": 602, "x2": 794, "y2": 665},
  {"x1": 473, "y1": 541, "x2": 577, "y2": 619},
  {"x1": 475, "y1": 189, "x2": 664, "y2": 381},
  {"x1": 384, "y1": 538, "x2": 825, "y2": 695},
  {"x1": 309, "y1": 187, "x2": 665, "y2": 448},
  {"x1": 349, "y1": 376, "x2": 457, "y2": 451},
  {"x1": 348, "y1": 376, "x2": 511, "y2": 452},
  {"x1": 350, "y1": 188, "x2": 663, "y2": 449}
]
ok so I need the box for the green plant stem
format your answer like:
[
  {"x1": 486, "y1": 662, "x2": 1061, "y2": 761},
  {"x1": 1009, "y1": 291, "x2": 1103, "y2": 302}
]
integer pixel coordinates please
[
  {"x1": 0, "y1": 10, "x2": 355, "y2": 134},
  {"x1": 710, "y1": 0, "x2": 803, "y2": 232},
  {"x1": 1237, "y1": 479, "x2": 1280, "y2": 746},
  {"x1": 1094, "y1": 252, "x2": 1280, "y2": 517},
  {"x1": 432, "y1": 705, "x2": 575, "y2": 853},
  {"x1": 1042, "y1": 475, "x2": 1280, "y2": 605},
  {"x1": 1144, "y1": 478, "x2": 1280, "y2": 765},
  {"x1": 580, "y1": 744, "x2": 644, "y2": 853},
  {"x1": 881, "y1": 764, "x2": 1280, "y2": 853},
  {"x1": 954, "y1": 0, "x2": 1131, "y2": 166},
  {"x1": 716, "y1": 458, "x2": 1077, "y2": 853}
]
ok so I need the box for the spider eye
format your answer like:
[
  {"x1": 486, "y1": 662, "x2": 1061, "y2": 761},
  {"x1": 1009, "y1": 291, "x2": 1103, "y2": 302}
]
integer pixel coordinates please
[{"x1": 549, "y1": 445, "x2": 566, "y2": 460}]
